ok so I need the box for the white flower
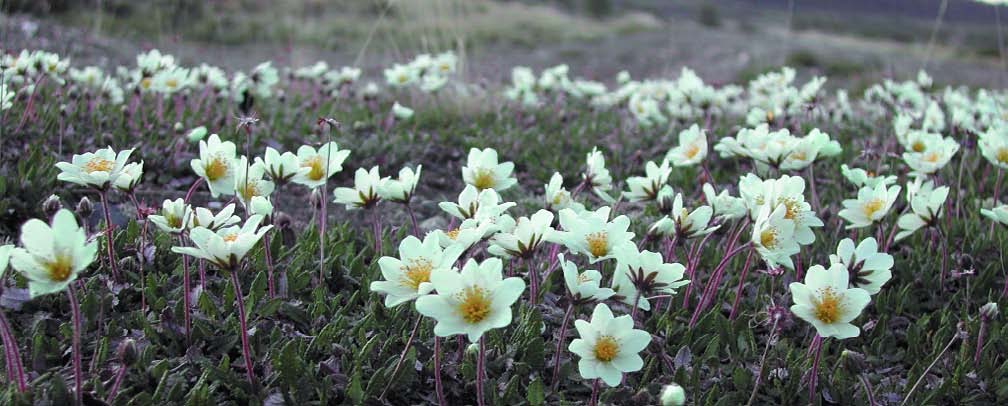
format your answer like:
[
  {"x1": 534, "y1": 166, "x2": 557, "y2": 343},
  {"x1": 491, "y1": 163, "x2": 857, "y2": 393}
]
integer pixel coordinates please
[
  {"x1": 840, "y1": 164, "x2": 897, "y2": 189},
  {"x1": 380, "y1": 165, "x2": 422, "y2": 204},
  {"x1": 981, "y1": 205, "x2": 1008, "y2": 226},
  {"x1": 370, "y1": 235, "x2": 464, "y2": 307},
  {"x1": 384, "y1": 64, "x2": 419, "y2": 87},
  {"x1": 789, "y1": 263, "x2": 871, "y2": 339},
  {"x1": 233, "y1": 156, "x2": 276, "y2": 207},
  {"x1": 461, "y1": 148, "x2": 517, "y2": 191},
  {"x1": 292, "y1": 142, "x2": 351, "y2": 189},
  {"x1": 392, "y1": 102, "x2": 414, "y2": 120},
  {"x1": 171, "y1": 215, "x2": 272, "y2": 270},
  {"x1": 738, "y1": 173, "x2": 822, "y2": 245},
  {"x1": 427, "y1": 219, "x2": 491, "y2": 251},
  {"x1": 190, "y1": 134, "x2": 237, "y2": 197},
  {"x1": 333, "y1": 166, "x2": 387, "y2": 210},
  {"x1": 415, "y1": 258, "x2": 525, "y2": 342},
  {"x1": 829, "y1": 237, "x2": 893, "y2": 295},
  {"x1": 544, "y1": 172, "x2": 585, "y2": 212},
  {"x1": 56, "y1": 147, "x2": 135, "y2": 189},
  {"x1": 649, "y1": 193, "x2": 718, "y2": 240},
  {"x1": 902, "y1": 137, "x2": 959, "y2": 175},
  {"x1": 702, "y1": 183, "x2": 746, "y2": 222},
  {"x1": 256, "y1": 147, "x2": 306, "y2": 185},
  {"x1": 488, "y1": 209, "x2": 558, "y2": 258},
  {"x1": 10, "y1": 210, "x2": 98, "y2": 298},
  {"x1": 583, "y1": 147, "x2": 615, "y2": 202},
  {"x1": 557, "y1": 207, "x2": 636, "y2": 263},
  {"x1": 439, "y1": 185, "x2": 515, "y2": 220},
  {"x1": 558, "y1": 253, "x2": 614, "y2": 303},
  {"x1": 751, "y1": 203, "x2": 800, "y2": 270},
  {"x1": 611, "y1": 246, "x2": 689, "y2": 311},
  {"x1": 895, "y1": 181, "x2": 949, "y2": 241},
  {"x1": 149, "y1": 198, "x2": 192, "y2": 234},
  {"x1": 837, "y1": 184, "x2": 901, "y2": 229},
  {"x1": 979, "y1": 126, "x2": 1008, "y2": 169},
  {"x1": 249, "y1": 196, "x2": 273, "y2": 219},
  {"x1": 189, "y1": 204, "x2": 241, "y2": 231},
  {"x1": 622, "y1": 160, "x2": 672, "y2": 202},
  {"x1": 114, "y1": 161, "x2": 144, "y2": 192},
  {"x1": 665, "y1": 124, "x2": 707, "y2": 166},
  {"x1": 568, "y1": 303, "x2": 651, "y2": 386}
]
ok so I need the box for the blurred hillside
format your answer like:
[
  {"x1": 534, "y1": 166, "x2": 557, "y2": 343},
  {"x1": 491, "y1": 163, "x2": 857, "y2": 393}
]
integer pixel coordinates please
[{"x1": 1, "y1": 0, "x2": 1006, "y2": 89}]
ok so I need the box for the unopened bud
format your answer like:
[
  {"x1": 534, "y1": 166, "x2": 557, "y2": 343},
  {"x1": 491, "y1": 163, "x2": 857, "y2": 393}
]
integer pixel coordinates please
[
  {"x1": 117, "y1": 338, "x2": 138, "y2": 366},
  {"x1": 274, "y1": 212, "x2": 292, "y2": 230},
  {"x1": 76, "y1": 197, "x2": 93, "y2": 218},
  {"x1": 980, "y1": 302, "x2": 999, "y2": 320},
  {"x1": 43, "y1": 194, "x2": 62, "y2": 218},
  {"x1": 660, "y1": 383, "x2": 686, "y2": 406}
]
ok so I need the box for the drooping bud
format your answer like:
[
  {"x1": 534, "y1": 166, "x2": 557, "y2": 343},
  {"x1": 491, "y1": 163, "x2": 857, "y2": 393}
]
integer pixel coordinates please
[{"x1": 117, "y1": 338, "x2": 138, "y2": 366}]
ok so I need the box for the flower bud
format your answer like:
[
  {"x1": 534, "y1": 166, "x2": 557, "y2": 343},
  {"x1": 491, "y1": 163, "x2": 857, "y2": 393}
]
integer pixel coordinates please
[
  {"x1": 43, "y1": 194, "x2": 62, "y2": 218},
  {"x1": 117, "y1": 338, "x2": 138, "y2": 366},
  {"x1": 660, "y1": 383, "x2": 686, "y2": 406},
  {"x1": 980, "y1": 302, "x2": 999, "y2": 321},
  {"x1": 465, "y1": 343, "x2": 480, "y2": 357},
  {"x1": 76, "y1": 196, "x2": 93, "y2": 218},
  {"x1": 187, "y1": 126, "x2": 208, "y2": 143},
  {"x1": 274, "y1": 212, "x2": 292, "y2": 230},
  {"x1": 174, "y1": 122, "x2": 184, "y2": 131}
]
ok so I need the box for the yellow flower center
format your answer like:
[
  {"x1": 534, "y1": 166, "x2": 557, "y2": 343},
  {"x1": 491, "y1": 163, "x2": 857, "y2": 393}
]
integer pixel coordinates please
[
  {"x1": 778, "y1": 197, "x2": 800, "y2": 220},
  {"x1": 166, "y1": 78, "x2": 178, "y2": 89},
  {"x1": 204, "y1": 156, "x2": 229, "y2": 181},
  {"x1": 45, "y1": 253, "x2": 74, "y2": 282},
  {"x1": 446, "y1": 228, "x2": 461, "y2": 240},
  {"x1": 813, "y1": 287, "x2": 843, "y2": 324},
  {"x1": 166, "y1": 213, "x2": 183, "y2": 229},
  {"x1": 576, "y1": 272, "x2": 593, "y2": 284},
  {"x1": 911, "y1": 140, "x2": 927, "y2": 153},
  {"x1": 585, "y1": 232, "x2": 609, "y2": 258},
  {"x1": 472, "y1": 168, "x2": 496, "y2": 190},
  {"x1": 456, "y1": 286, "x2": 492, "y2": 324},
  {"x1": 85, "y1": 158, "x2": 114, "y2": 173},
  {"x1": 552, "y1": 192, "x2": 568, "y2": 206},
  {"x1": 593, "y1": 336, "x2": 620, "y2": 362},
  {"x1": 766, "y1": 110, "x2": 775, "y2": 122},
  {"x1": 790, "y1": 150, "x2": 807, "y2": 161},
  {"x1": 862, "y1": 198, "x2": 885, "y2": 218},
  {"x1": 222, "y1": 233, "x2": 238, "y2": 243},
  {"x1": 684, "y1": 143, "x2": 700, "y2": 159},
  {"x1": 922, "y1": 152, "x2": 940, "y2": 163},
  {"x1": 760, "y1": 228, "x2": 778, "y2": 249},
  {"x1": 398, "y1": 74, "x2": 408, "y2": 84},
  {"x1": 997, "y1": 147, "x2": 1008, "y2": 165},
  {"x1": 239, "y1": 181, "x2": 261, "y2": 201},
  {"x1": 400, "y1": 258, "x2": 433, "y2": 290},
  {"x1": 141, "y1": 77, "x2": 153, "y2": 89},
  {"x1": 302, "y1": 156, "x2": 326, "y2": 181}
]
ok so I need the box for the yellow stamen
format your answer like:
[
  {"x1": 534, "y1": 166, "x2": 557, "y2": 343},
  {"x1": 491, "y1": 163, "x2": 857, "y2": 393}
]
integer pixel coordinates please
[
  {"x1": 85, "y1": 158, "x2": 114, "y2": 173},
  {"x1": 922, "y1": 152, "x2": 940, "y2": 163},
  {"x1": 472, "y1": 168, "x2": 496, "y2": 190},
  {"x1": 400, "y1": 258, "x2": 433, "y2": 290},
  {"x1": 302, "y1": 156, "x2": 326, "y2": 181},
  {"x1": 911, "y1": 140, "x2": 926, "y2": 153},
  {"x1": 204, "y1": 156, "x2": 229, "y2": 181},
  {"x1": 760, "y1": 228, "x2": 777, "y2": 248},
  {"x1": 683, "y1": 143, "x2": 700, "y2": 159},
  {"x1": 862, "y1": 198, "x2": 885, "y2": 218},
  {"x1": 997, "y1": 147, "x2": 1008, "y2": 165},
  {"x1": 585, "y1": 232, "x2": 609, "y2": 258},
  {"x1": 456, "y1": 286, "x2": 492, "y2": 324},
  {"x1": 446, "y1": 228, "x2": 460, "y2": 240},
  {"x1": 813, "y1": 287, "x2": 844, "y2": 324},
  {"x1": 45, "y1": 254, "x2": 74, "y2": 282},
  {"x1": 593, "y1": 336, "x2": 620, "y2": 362},
  {"x1": 222, "y1": 233, "x2": 238, "y2": 242}
]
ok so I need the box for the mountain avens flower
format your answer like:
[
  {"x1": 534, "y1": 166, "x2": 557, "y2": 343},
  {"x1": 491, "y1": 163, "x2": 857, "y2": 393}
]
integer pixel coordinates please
[
  {"x1": 371, "y1": 235, "x2": 464, "y2": 307},
  {"x1": 568, "y1": 303, "x2": 651, "y2": 386},
  {"x1": 190, "y1": 134, "x2": 237, "y2": 197},
  {"x1": 10, "y1": 209, "x2": 97, "y2": 297},
  {"x1": 789, "y1": 263, "x2": 870, "y2": 339},
  {"x1": 415, "y1": 258, "x2": 525, "y2": 342},
  {"x1": 56, "y1": 147, "x2": 135, "y2": 190},
  {"x1": 461, "y1": 148, "x2": 517, "y2": 191}
]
